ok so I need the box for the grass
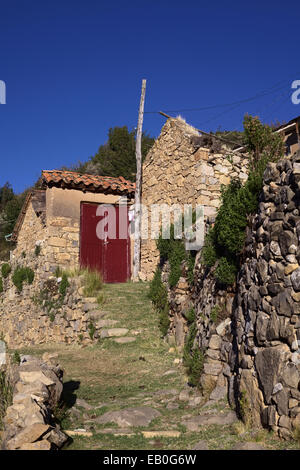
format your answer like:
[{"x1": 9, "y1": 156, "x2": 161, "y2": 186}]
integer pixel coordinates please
[
  {"x1": 82, "y1": 269, "x2": 103, "y2": 297},
  {"x1": 0, "y1": 368, "x2": 13, "y2": 431},
  {"x1": 17, "y1": 282, "x2": 300, "y2": 451}
]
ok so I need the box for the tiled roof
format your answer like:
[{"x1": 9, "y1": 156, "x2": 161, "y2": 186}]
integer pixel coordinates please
[{"x1": 41, "y1": 170, "x2": 136, "y2": 195}]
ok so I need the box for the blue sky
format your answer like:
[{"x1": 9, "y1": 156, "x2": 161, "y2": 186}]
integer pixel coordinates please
[{"x1": 1, "y1": 0, "x2": 300, "y2": 193}]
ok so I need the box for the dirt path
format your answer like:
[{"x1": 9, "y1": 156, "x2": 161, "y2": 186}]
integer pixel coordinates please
[{"x1": 19, "y1": 282, "x2": 298, "y2": 450}]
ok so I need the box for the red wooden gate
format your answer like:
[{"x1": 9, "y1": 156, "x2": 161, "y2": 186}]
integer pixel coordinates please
[{"x1": 80, "y1": 203, "x2": 131, "y2": 283}]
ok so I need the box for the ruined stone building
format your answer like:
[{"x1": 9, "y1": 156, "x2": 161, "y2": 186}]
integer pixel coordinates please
[{"x1": 140, "y1": 117, "x2": 249, "y2": 280}]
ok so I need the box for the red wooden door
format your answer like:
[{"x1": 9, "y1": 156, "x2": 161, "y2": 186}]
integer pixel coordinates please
[{"x1": 80, "y1": 203, "x2": 131, "y2": 283}]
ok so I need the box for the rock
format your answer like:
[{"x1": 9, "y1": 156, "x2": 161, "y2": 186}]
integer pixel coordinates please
[
  {"x1": 208, "y1": 335, "x2": 222, "y2": 350},
  {"x1": 182, "y1": 410, "x2": 237, "y2": 430},
  {"x1": 209, "y1": 386, "x2": 227, "y2": 401},
  {"x1": 191, "y1": 440, "x2": 209, "y2": 450},
  {"x1": 44, "y1": 427, "x2": 69, "y2": 448},
  {"x1": 179, "y1": 390, "x2": 190, "y2": 401},
  {"x1": 65, "y1": 429, "x2": 93, "y2": 437},
  {"x1": 19, "y1": 370, "x2": 55, "y2": 387},
  {"x1": 96, "y1": 319, "x2": 118, "y2": 328},
  {"x1": 95, "y1": 407, "x2": 161, "y2": 428},
  {"x1": 216, "y1": 318, "x2": 231, "y2": 336},
  {"x1": 142, "y1": 431, "x2": 181, "y2": 438},
  {"x1": 100, "y1": 328, "x2": 129, "y2": 338},
  {"x1": 113, "y1": 337, "x2": 137, "y2": 344},
  {"x1": 255, "y1": 347, "x2": 288, "y2": 403},
  {"x1": 19, "y1": 440, "x2": 52, "y2": 450},
  {"x1": 76, "y1": 398, "x2": 93, "y2": 410},
  {"x1": 6, "y1": 423, "x2": 50, "y2": 449},
  {"x1": 231, "y1": 442, "x2": 265, "y2": 450},
  {"x1": 281, "y1": 362, "x2": 299, "y2": 389},
  {"x1": 203, "y1": 361, "x2": 223, "y2": 376},
  {"x1": 291, "y1": 268, "x2": 300, "y2": 291}
]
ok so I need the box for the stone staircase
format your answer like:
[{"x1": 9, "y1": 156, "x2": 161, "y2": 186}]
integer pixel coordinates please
[{"x1": 82, "y1": 296, "x2": 137, "y2": 344}]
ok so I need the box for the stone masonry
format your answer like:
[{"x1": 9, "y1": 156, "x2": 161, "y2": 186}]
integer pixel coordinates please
[{"x1": 141, "y1": 117, "x2": 249, "y2": 280}]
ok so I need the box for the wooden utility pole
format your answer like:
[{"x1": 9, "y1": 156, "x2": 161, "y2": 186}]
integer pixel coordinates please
[{"x1": 133, "y1": 79, "x2": 146, "y2": 280}]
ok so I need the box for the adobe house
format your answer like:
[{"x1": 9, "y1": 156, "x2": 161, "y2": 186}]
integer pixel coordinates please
[{"x1": 11, "y1": 170, "x2": 135, "y2": 283}]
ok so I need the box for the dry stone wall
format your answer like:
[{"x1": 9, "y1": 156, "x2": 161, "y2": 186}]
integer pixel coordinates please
[
  {"x1": 141, "y1": 118, "x2": 249, "y2": 280},
  {"x1": 0, "y1": 258, "x2": 105, "y2": 347},
  {"x1": 159, "y1": 153, "x2": 300, "y2": 438},
  {"x1": 234, "y1": 154, "x2": 300, "y2": 437},
  {"x1": 1, "y1": 353, "x2": 68, "y2": 450}
]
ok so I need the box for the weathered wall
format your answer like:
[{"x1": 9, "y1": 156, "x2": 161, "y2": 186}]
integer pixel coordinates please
[
  {"x1": 159, "y1": 153, "x2": 300, "y2": 437},
  {"x1": 234, "y1": 154, "x2": 300, "y2": 437},
  {"x1": 12, "y1": 187, "x2": 134, "y2": 274},
  {"x1": 45, "y1": 187, "x2": 125, "y2": 271},
  {"x1": 13, "y1": 201, "x2": 47, "y2": 261},
  {"x1": 140, "y1": 118, "x2": 249, "y2": 280},
  {"x1": 0, "y1": 269, "x2": 104, "y2": 348},
  {"x1": 1, "y1": 353, "x2": 68, "y2": 450}
]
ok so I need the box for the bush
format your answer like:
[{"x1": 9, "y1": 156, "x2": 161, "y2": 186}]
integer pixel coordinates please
[
  {"x1": 202, "y1": 228, "x2": 218, "y2": 267},
  {"x1": 183, "y1": 320, "x2": 205, "y2": 387},
  {"x1": 12, "y1": 266, "x2": 34, "y2": 292},
  {"x1": 148, "y1": 267, "x2": 170, "y2": 336},
  {"x1": 59, "y1": 273, "x2": 69, "y2": 298},
  {"x1": 215, "y1": 257, "x2": 237, "y2": 286},
  {"x1": 0, "y1": 278, "x2": 3, "y2": 294},
  {"x1": 34, "y1": 245, "x2": 41, "y2": 257},
  {"x1": 201, "y1": 115, "x2": 285, "y2": 287},
  {"x1": 1, "y1": 263, "x2": 11, "y2": 279},
  {"x1": 88, "y1": 321, "x2": 96, "y2": 340}
]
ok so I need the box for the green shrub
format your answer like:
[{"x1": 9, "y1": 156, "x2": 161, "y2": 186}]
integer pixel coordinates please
[
  {"x1": 12, "y1": 266, "x2": 34, "y2": 292},
  {"x1": 183, "y1": 320, "x2": 205, "y2": 387},
  {"x1": 202, "y1": 228, "x2": 218, "y2": 267},
  {"x1": 210, "y1": 305, "x2": 221, "y2": 323},
  {"x1": 201, "y1": 115, "x2": 284, "y2": 287},
  {"x1": 12, "y1": 351, "x2": 21, "y2": 365},
  {"x1": 148, "y1": 267, "x2": 170, "y2": 336},
  {"x1": 188, "y1": 348, "x2": 205, "y2": 387},
  {"x1": 59, "y1": 273, "x2": 69, "y2": 298},
  {"x1": 1, "y1": 263, "x2": 11, "y2": 279},
  {"x1": 168, "y1": 241, "x2": 186, "y2": 288},
  {"x1": 148, "y1": 267, "x2": 168, "y2": 313},
  {"x1": 185, "y1": 307, "x2": 195, "y2": 325},
  {"x1": 186, "y1": 251, "x2": 196, "y2": 286},
  {"x1": 0, "y1": 278, "x2": 3, "y2": 294},
  {"x1": 88, "y1": 321, "x2": 96, "y2": 340},
  {"x1": 34, "y1": 245, "x2": 41, "y2": 257},
  {"x1": 215, "y1": 257, "x2": 237, "y2": 286}
]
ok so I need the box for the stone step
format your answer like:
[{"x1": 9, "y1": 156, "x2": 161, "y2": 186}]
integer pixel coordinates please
[
  {"x1": 113, "y1": 337, "x2": 136, "y2": 344},
  {"x1": 142, "y1": 430, "x2": 181, "y2": 438},
  {"x1": 83, "y1": 303, "x2": 99, "y2": 312},
  {"x1": 100, "y1": 328, "x2": 129, "y2": 339},
  {"x1": 97, "y1": 319, "x2": 118, "y2": 328},
  {"x1": 89, "y1": 310, "x2": 107, "y2": 321}
]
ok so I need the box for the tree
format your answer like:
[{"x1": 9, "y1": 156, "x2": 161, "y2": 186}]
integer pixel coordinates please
[{"x1": 77, "y1": 126, "x2": 154, "y2": 181}]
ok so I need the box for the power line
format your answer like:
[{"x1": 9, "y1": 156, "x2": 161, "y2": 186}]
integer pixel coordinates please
[{"x1": 144, "y1": 79, "x2": 290, "y2": 115}]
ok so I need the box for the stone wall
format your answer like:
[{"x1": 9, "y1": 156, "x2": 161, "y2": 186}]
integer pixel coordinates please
[
  {"x1": 158, "y1": 153, "x2": 300, "y2": 438},
  {"x1": 1, "y1": 353, "x2": 68, "y2": 450},
  {"x1": 234, "y1": 154, "x2": 300, "y2": 437},
  {"x1": 140, "y1": 117, "x2": 249, "y2": 280},
  {"x1": 0, "y1": 257, "x2": 105, "y2": 347}
]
